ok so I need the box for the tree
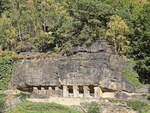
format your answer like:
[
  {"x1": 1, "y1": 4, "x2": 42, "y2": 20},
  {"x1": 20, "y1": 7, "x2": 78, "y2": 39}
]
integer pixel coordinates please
[
  {"x1": 33, "y1": 31, "x2": 56, "y2": 52},
  {"x1": 55, "y1": 0, "x2": 114, "y2": 54},
  {"x1": 129, "y1": 3, "x2": 150, "y2": 83},
  {"x1": 106, "y1": 15, "x2": 130, "y2": 55},
  {"x1": 0, "y1": 14, "x2": 18, "y2": 50}
]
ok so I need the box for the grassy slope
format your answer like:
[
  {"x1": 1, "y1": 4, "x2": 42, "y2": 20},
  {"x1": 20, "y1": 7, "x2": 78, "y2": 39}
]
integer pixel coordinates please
[{"x1": 7, "y1": 101, "x2": 81, "y2": 113}]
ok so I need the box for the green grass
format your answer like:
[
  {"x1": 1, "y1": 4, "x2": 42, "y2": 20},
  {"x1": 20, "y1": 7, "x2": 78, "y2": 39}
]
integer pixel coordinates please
[
  {"x1": 0, "y1": 93, "x2": 6, "y2": 98},
  {"x1": 7, "y1": 101, "x2": 81, "y2": 113}
]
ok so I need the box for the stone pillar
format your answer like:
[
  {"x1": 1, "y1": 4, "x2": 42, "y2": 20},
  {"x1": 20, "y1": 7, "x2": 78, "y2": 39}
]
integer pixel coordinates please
[
  {"x1": 73, "y1": 86, "x2": 79, "y2": 97},
  {"x1": 55, "y1": 86, "x2": 59, "y2": 97},
  {"x1": 83, "y1": 86, "x2": 90, "y2": 98},
  {"x1": 99, "y1": 87, "x2": 103, "y2": 97},
  {"x1": 63, "y1": 85, "x2": 68, "y2": 97},
  {"x1": 55, "y1": 87, "x2": 59, "y2": 91},
  {"x1": 94, "y1": 87, "x2": 102, "y2": 98},
  {"x1": 48, "y1": 87, "x2": 52, "y2": 97},
  {"x1": 41, "y1": 87, "x2": 46, "y2": 95},
  {"x1": 33, "y1": 87, "x2": 38, "y2": 94}
]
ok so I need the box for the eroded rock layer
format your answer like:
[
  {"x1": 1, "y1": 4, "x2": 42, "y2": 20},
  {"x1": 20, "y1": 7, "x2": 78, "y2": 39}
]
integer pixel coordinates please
[{"x1": 12, "y1": 41, "x2": 135, "y2": 93}]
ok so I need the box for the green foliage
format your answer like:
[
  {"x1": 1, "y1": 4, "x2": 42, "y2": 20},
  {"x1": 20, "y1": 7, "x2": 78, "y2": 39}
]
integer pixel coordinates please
[
  {"x1": 129, "y1": 3, "x2": 150, "y2": 84},
  {"x1": 55, "y1": 0, "x2": 114, "y2": 54},
  {"x1": 0, "y1": 51, "x2": 18, "y2": 90},
  {"x1": 0, "y1": 94, "x2": 6, "y2": 113},
  {"x1": 123, "y1": 60, "x2": 142, "y2": 87},
  {"x1": 33, "y1": 31, "x2": 56, "y2": 52},
  {"x1": 87, "y1": 102, "x2": 101, "y2": 113},
  {"x1": 15, "y1": 92, "x2": 30, "y2": 100},
  {"x1": 141, "y1": 93, "x2": 150, "y2": 101},
  {"x1": 7, "y1": 101, "x2": 81, "y2": 113},
  {"x1": 106, "y1": 15, "x2": 130, "y2": 55},
  {"x1": 0, "y1": 0, "x2": 68, "y2": 52},
  {"x1": 126, "y1": 100, "x2": 150, "y2": 113}
]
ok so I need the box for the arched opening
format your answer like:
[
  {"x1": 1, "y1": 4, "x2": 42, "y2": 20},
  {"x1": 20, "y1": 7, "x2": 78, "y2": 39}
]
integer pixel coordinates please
[
  {"x1": 78, "y1": 86, "x2": 84, "y2": 97},
  {"x1": 51, "y1": 86, "x2": 55, "y2": 91},
  {"x1": 89, "y1": 85, "x2": 95, "y2": 97},
  {"x1": 79, "y1": 86, "x2": 84, "y2": 94},
  {"x1": 44, "y1": 86, "x2": 49, "y2": 90},
  {"x1": 68, "y1": 86, "x2": 73, "y2": 97},
  {"x1": 37, "y1": 86, "x2": 41, "y2": 90}
]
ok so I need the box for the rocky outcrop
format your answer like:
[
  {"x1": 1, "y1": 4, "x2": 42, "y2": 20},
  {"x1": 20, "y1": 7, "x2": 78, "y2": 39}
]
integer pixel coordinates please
[
  {"x1": 74, "y1": 99, "x2": 137, "y2": 113},
  {"x1": 11, "y1": 41, "x2": 135, "y2": 93}
]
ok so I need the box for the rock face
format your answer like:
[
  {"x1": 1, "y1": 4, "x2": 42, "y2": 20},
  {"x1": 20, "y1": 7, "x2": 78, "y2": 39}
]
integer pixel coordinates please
[{"x1": 12, "y1": 41, "x2": 135, "y2": 93}]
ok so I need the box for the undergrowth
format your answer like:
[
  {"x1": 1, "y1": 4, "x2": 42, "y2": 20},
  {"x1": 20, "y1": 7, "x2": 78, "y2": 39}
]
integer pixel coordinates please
[
  {"x1": 0, "y1": 51, "x2": 18, "y2": 90},
  {"x1": 123, "y1": 59, "x2": 143, "y2": 87}
]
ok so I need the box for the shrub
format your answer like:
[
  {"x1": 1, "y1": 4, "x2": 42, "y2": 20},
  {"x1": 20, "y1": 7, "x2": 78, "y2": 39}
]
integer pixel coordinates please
[
  {"x1": 15, "y1": 92, "x2": 30, "y2": 100},
  {"x1": 126, "y1": 100, "x2": 150, "y2": 113},
  {"x1": 87, "y1": 102, "x2": 101, "y2": 113},
  {"x1": 123, "y1": 59, "x2": 142, "y2": 87},
  {"x1": 0, "y1": 51, "x2": 18, "y2": 90},
  {"x1": 0, "y1": 94, "x2": 6, "y2": 113}
]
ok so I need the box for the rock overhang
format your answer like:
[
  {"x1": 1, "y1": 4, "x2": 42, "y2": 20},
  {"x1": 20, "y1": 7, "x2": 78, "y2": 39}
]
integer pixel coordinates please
[{"x1": 12, "y1": 41, "x2": 135, "y2": 93}]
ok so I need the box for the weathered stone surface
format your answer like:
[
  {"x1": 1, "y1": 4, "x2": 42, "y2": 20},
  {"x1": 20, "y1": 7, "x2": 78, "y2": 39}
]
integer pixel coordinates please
[
  {"x1": 115, "y1": 91, "x2": 130, "y2": 99},
  {"x1": 135, "y1": 87, "x2": 150, "y2": 93},
  {"x1": 12, "y1": 41, "x2": 135, "y2": 92}
]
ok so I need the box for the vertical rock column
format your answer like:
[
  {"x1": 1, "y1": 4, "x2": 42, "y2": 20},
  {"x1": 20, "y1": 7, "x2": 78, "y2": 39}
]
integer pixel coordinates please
[
  {"x1": 41, "y1": 87, "x2": 46, "y2": 95},
  {"x1": 55, "y1": 87, "x2": 59, "y2": 97},
  {"x1": 73, "y1": 86, "x2": 79, "y2": 97},
  {"x1": 94, "y1": 86, "x2": 102, "y2": 98},
  {"x1": 33, "y1": 87, "x2": 38, "y2": 94},
  {"x1": 63, "y1": 85, "x2": 68, "y2": 97},
  {"x1": 48, "y1": 87, "x2": 52, "y2": 97},
  {"x1": 83, "y1": 86, "x2": 90, "y2": 98}
]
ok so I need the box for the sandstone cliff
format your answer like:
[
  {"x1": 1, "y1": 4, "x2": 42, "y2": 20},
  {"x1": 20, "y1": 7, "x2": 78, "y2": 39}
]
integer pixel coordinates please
[{"x1": 12, "y1": 41, "x2": 135, "y2": 93}]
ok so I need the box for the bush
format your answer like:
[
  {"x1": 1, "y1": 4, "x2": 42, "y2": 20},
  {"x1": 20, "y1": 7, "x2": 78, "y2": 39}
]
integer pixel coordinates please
[
  {"x1": 0, "y1": 99, "x2": 5, "y2": 113},
  {"x1": 15, "y1": 92, "x2": 30, "y2": 100},
  {"x1": 0, "y1": 94, "x2": 6, "y2": 113},
  {"x1": 123, "y1": 59, "x2": 142, "y2": 87},
  {"x1": 0, "y1": 51, "x2": 18, "y2": 90},
  {"x1": 87, "y1": 102, "x2": 101, "y2": 113},
  {"x1": 126, "y1": 100, "x2": 150, "y2": 113}
]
